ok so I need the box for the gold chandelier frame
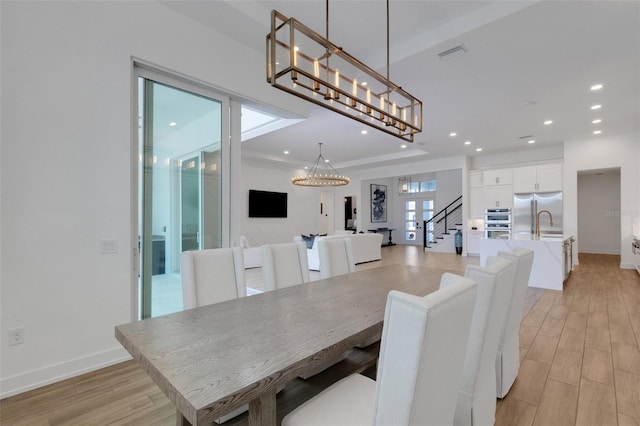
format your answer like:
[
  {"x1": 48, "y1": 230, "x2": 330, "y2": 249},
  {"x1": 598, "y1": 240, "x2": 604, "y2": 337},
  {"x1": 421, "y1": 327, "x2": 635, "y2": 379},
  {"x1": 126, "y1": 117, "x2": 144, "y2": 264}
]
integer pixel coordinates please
[
  {"x1": 291, "y1": 143, "x2": 349, "y2": 187},
  {"x1": 266, "y1": 3, "x2": 422, "y2": 142}
]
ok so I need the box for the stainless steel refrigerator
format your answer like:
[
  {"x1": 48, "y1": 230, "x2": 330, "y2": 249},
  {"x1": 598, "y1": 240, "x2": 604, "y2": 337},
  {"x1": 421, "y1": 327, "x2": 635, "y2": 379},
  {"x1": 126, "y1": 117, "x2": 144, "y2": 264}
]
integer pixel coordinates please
[{"x1": 513, "y1": 192, "x2": 563, "y2": 235}]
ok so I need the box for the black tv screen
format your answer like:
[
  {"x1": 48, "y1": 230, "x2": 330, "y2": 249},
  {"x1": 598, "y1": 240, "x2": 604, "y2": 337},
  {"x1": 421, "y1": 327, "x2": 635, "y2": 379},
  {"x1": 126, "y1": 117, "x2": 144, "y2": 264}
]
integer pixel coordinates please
[{"x1": 249, "y1": 190, "x2": 288, "y2": 218}]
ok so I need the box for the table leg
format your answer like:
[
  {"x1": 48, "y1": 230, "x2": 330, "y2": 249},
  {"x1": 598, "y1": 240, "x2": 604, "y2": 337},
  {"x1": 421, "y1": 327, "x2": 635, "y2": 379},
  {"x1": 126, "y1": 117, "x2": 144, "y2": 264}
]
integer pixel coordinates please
[
  {"x1": 176, "y1": 412, "x2": 191, "y2": 426},
  {"x1": 249, "y1": 390, "x2": 277, "y2": 426}
]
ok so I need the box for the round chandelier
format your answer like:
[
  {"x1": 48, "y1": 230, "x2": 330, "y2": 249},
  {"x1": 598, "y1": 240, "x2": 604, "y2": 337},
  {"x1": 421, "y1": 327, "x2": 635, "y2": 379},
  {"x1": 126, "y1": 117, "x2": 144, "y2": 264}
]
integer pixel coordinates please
[{"x1": 292, "y1": 143, "x2": 350, "y2": 187}]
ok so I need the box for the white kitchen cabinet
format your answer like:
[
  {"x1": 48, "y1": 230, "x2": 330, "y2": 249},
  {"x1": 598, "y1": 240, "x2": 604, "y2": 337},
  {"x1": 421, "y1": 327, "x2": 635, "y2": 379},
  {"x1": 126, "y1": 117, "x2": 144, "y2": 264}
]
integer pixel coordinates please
[
  {"x1": 469, "y1": 187, "x2": 484, "y2": 219},
  {"x1": 466, "y1": 230, "x2": 483, "y2": 256},
  {"x1": 512, "y1": 164, "x2": 562, "y2": 193},
  {"x1": 483, "y1": 184, "x2": 513, "y2": 209},
  {"x1": 483, "y1": 169, "x2": 512, "y2": 186},
  {"x1": 469, "y1": 171, "x2": 483, "y2": 188}
]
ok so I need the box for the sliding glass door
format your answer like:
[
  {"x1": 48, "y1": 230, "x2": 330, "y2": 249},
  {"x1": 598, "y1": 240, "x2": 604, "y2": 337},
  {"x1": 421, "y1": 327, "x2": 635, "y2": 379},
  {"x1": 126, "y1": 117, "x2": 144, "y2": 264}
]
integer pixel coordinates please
[{"x1": 137, "y1": 72, "x2": 228, "y2": 319}]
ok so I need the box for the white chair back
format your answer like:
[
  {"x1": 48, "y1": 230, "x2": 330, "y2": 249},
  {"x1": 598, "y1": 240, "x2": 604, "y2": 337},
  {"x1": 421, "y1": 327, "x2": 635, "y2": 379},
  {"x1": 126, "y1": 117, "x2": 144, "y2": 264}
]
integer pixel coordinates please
[
  {"x1": 373, "y1": 275, "x2": 477, "y2": 425},
  {"x1": 262, "y1": 242, "x2": 310, "y2": 291},
  {"x1": 180, "y1": 247, "x2": 246, "y2": 310},
  {"x1": 453, "y1": 256, "x2": 515, "y2": 426},
  {"x1": 318, "y1": 238, "x2": 356, "y2": 279},
  {"x1": 180, "y1": 247, "x2": 248, "y2": 423},
  {"x1": 496, "y1": 247, "x2": 534, "y2": 397}
]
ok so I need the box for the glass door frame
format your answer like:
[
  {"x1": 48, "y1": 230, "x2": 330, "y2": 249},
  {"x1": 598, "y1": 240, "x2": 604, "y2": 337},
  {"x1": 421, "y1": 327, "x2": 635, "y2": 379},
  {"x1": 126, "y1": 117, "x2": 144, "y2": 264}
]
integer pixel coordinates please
[
  {"x1": 131, "y1": 63, "x2": 239, "y2": 320},
  {"x1": 402, "y1": 197, "x2": 435, "y2": 246}
]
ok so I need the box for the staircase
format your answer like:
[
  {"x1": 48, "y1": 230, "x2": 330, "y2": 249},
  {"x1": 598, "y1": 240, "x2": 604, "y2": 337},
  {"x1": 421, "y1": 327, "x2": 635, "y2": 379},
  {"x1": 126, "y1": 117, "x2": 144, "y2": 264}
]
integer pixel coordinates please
[{"x1": 423, "y1": 196, "x2": 462, "y2": 251}]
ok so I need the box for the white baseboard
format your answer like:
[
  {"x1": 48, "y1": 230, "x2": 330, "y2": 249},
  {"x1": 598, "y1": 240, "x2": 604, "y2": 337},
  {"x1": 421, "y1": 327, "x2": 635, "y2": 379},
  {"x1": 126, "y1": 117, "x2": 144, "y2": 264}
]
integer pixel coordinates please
[
  {"x1": 578, "y1": 249, "x2": 621, "y2": 255},
  {"x1": 0, "y1": 346, "x2": 132, "y2": 399},
  {"x1": 620, "y1": 262, "x2": 635, "y2": 270}
]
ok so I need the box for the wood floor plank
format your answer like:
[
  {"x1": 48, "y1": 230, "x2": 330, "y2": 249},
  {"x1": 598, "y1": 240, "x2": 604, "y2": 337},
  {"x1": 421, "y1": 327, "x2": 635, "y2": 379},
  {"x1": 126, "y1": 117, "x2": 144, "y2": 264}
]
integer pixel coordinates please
[
  {"x1": 558, "y1": 327, "x2": 586, "y2": 353},
  {"x1": 526, "y1": 334, "x2": 559, "y2": 364},
  {"x1": 615, "y1": 369, "x2": 640, "y2": 419},
  {"x1": 585, "y1": 326, "x2": 612, "y2": 352},
  {"x1": 532, "y1": 379, "x2": 579, "y2": 426},
  {"x1": 588, "y1": 311, "x2": 610, "y2": 330},
  {"x1": 575, "y1": 378, "x2": 618, "y2": 426},
  {"x1": 549, "y1": 348, "x2": 582, "y2": 386},
  {"x1": 548, "y1": 303, "x2": 569, "y2": 320},
  {"x1": 539, "y1": 316, "x2": 566, "y2": 338},
  {"x1": 610, "y1": 322, "x2": 639, "y2": 347},
  {"x1": 565, "y1": 311, "x2": 588, "y2": 330},
  {"x1": 522, "y1": 308, "x2": 548, "y2": 328},
  {"x1": 612, "y1": 342, "x2": 640, "y2": 375},
  {"x1": 520, "y1": 324, "x2": 540, "y2": 349},
  {"x1": 570, "y1": 299, "x2": 590, "y2": 314},
  {"x1": 495, "y1": 397, "x2": 537, "y2": 426},
  {"x1": 618, "y1": 412, "x2": 640, "y2": 426},
  {"x1": 582, "y1": 348, "x2": 615, "y2": 385},
  {"x1": 508, "y1": 359, "x2": 551, "y2": 405}
]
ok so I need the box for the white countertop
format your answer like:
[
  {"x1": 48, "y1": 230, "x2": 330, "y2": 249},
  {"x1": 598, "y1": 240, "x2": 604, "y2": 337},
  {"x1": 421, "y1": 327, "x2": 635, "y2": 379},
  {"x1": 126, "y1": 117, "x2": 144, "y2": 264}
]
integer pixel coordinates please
[
  {"x1": 502, "y1": 233, "x2": 573, "y2": 242},
  {"x1": 479, "y1": 234, "x2": 573, "y2": 291}
]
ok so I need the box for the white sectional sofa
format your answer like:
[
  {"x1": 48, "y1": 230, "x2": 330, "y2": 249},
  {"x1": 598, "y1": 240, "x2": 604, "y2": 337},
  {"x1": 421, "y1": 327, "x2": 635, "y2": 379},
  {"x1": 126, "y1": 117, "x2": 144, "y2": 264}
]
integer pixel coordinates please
[{"x1": 294, "y1": 232, "x2": 384, "y2": 271}]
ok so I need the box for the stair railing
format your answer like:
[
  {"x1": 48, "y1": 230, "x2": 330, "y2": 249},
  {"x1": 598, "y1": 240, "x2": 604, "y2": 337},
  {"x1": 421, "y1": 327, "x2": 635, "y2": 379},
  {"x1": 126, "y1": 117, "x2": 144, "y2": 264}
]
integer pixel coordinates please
[{"x1": 423, "y1": 195, "x2": 463, "y2": 249}]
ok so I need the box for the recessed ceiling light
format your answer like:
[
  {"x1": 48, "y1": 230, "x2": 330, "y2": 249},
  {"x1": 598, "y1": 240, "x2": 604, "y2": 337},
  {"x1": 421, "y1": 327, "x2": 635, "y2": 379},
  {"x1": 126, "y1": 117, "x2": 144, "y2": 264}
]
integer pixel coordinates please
[
  {"x1": 592, "y1": 119, "x2": 602, "y2": 124},
  {"x1": 464, "y1": 141, "x2": 471, "y2": 145},
  {"x1": 169, "y1": 122, "x2": 177, "y2": 127},
  {"x1": 283, "y1": 150, "x2": 289, "y2": 155},
  {"x1": 449, "y1": 132, "x2": 457, "y2": 137},
  {"x1": 400, "y1": 144, "x2": 407, "y2": 149},
  {"x1": 544, "y1": 120, "x2": 553, "y2": 125},
  {"x1": 475, "y1": 148, "x2": 482, "y2": 152},
  {"x1": 361, "y1": 130, "x2": 368, "y2": 135},
  {"x1": 591, "y1": 104, "x2": 602, "y2": 110},
  {"x1": 304, "y1": 166, "x2": 309, "y2": 170},
  {"x1": 593, "y1": 130, "x2": 602, "y2": 135},
  {"x1": 362, "y1": 82, "x2": 368, "y2": 86},
  {"x1": 324, "y1": 159, "x2": 330, "y2": 163},
  {"x1": 590, "y1": 84, "x2": 603, "y2": 91},
  {"x1": 528, "y1": 140, "x2": 536, "y2": 144}
]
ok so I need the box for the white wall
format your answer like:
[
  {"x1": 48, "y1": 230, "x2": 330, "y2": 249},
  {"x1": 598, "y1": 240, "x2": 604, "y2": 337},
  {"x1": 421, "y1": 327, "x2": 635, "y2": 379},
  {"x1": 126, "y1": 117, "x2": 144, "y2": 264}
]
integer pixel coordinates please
[
  {"x1": 0, "y1": 1, "x2": 307, "y2": 397},
  {"x1": 434, "y1": 169, "x2": 463, "y2": 213},
  {"x1": 564, "y1": 132, "x2": 640, "y2": 268},
  {"x1": 577, "y1": 171, "x2": 621, "y2": 254},
  {"x1": 470, "y1": 145, "x2": 564, "y2": 170},
  {"x1": 240, "y1": 160, "x2": 322, "y2": 246}
]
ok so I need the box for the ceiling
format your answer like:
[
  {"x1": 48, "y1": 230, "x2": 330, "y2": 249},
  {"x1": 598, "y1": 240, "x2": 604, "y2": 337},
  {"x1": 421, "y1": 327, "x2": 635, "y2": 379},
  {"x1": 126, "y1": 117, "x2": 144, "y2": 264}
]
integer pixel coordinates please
[{"x1": 162, "y1": 0, "x2": 640, "y2": 171}]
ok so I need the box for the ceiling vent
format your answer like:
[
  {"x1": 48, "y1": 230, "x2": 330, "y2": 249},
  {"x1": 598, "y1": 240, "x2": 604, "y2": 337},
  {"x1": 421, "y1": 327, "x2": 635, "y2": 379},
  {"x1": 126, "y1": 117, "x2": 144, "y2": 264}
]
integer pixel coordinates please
[{"x1": 438, "y1": 44, "x2": 467, "y2": 60}]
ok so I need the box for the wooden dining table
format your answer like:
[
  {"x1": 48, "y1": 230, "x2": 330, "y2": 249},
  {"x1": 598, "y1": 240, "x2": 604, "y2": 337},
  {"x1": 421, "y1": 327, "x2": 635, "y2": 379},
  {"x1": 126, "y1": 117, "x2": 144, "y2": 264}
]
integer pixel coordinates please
[{"x1": 115, "y1": 263, "x2": 452, "y2": 425}]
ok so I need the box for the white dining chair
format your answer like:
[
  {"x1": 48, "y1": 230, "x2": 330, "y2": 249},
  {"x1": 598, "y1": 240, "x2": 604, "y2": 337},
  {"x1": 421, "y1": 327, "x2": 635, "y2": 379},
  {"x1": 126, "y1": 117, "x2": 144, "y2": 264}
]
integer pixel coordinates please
[
  {"x1": 282, "y1": 274, "x2": 478, "y2": 426},
  {"x1": 262, "y1": 241, "x2": 342, "y2": 378},
  {"x1": 180, "y1": 247, "x2": 247, "y2": 309},
  {"x1": 180, "y1": 247, "x2": 247, "y2": 423},
  {"x1": 318, "y1": 237, "x2": 356, "y2": 279},
  {"x1": 450, "y1": 256, "x2": 515, "y2": 426},
  {"x1": 495, "y1": 247, "x2": 534, "y2": 398},
  {"x1": 261, "y1": 241, "x2": 310, "y2": 291}
]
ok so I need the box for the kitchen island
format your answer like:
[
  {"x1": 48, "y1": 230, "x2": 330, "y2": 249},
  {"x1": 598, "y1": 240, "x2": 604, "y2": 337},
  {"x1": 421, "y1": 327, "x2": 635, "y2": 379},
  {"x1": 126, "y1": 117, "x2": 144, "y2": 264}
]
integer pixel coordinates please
[{"x1": 480, "y1": 234, "x2": 573, "y2": 291}]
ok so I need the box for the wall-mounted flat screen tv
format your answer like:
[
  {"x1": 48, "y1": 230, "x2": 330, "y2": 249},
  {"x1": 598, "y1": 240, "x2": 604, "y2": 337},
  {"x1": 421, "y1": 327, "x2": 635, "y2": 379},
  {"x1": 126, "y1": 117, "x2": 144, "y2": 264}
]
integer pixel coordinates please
[{"x1": 249, "y1": 190, "x2": 288, "y2": 218}]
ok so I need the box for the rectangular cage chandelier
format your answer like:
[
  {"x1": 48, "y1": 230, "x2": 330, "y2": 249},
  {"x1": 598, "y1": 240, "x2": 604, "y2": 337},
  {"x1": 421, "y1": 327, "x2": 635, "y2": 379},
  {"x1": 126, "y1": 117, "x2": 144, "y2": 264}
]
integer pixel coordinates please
[{"x1": 266, "y1": 9, "x2": 423, "y2": 143}]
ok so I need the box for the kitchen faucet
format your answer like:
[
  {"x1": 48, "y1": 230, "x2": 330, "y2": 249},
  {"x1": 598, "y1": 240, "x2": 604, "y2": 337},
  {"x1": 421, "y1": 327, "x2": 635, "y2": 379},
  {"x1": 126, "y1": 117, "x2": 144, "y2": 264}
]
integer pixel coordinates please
[{"x1": 536, "y1": 209, "x2": 554, "y2": 237}]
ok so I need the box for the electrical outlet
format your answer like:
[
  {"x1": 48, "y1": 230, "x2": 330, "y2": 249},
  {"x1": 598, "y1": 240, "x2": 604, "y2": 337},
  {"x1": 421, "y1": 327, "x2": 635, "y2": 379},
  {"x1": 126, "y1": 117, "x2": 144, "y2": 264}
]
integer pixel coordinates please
[
  {"x1": 8, "y1": 328, "x2": 25, "y2": 346},
  {"x1": 100, "y1": 239, "x2": 118, "y2": 254}
]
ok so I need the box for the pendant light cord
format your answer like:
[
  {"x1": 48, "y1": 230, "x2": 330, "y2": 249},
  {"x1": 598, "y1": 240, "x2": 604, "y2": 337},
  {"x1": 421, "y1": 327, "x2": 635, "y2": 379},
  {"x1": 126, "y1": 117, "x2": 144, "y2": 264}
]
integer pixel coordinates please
[{"x1": 386, "y1": 0, "x2": 390, "y2": 111}]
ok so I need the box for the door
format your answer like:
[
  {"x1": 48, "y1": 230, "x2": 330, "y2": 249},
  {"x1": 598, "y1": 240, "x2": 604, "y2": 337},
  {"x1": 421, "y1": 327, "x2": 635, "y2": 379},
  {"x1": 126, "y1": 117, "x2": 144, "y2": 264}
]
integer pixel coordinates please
[
  {"x1": 137, "y1": 73, "x2": 228, "y2": 319},
  {"x1": 403, "y1": 198, "x2": 434, "y2": 246}
]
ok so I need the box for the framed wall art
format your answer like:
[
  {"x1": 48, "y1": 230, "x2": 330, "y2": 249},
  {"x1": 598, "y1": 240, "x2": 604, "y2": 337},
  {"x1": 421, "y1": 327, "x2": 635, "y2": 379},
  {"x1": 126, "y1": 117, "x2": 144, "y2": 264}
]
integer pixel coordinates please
[{"x1": 370, "y1": 184, "x2": 387, "y2": 223}]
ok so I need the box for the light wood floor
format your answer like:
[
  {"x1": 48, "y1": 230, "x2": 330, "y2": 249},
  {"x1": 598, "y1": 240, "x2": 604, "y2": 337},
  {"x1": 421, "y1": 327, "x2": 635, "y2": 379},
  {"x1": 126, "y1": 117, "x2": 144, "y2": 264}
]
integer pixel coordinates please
[{"x1": 2, "y1": 247, "x2": 639, "y2": 425}]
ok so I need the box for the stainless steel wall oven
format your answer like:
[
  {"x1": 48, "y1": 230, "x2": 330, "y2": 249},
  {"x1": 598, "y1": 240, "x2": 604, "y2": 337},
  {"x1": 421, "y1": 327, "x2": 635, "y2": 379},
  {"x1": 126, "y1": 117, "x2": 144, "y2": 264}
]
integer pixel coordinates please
[{"x1": 485, "y1": 208, "x2": 511, "y2": 239}]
